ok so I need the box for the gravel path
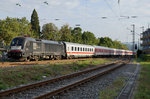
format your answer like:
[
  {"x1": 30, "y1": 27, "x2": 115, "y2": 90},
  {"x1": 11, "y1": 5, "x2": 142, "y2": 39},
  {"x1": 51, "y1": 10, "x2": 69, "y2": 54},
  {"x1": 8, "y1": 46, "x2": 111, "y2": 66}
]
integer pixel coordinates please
[{"x1": 58, "y1": 62, "x2": 138, "y2": 99}]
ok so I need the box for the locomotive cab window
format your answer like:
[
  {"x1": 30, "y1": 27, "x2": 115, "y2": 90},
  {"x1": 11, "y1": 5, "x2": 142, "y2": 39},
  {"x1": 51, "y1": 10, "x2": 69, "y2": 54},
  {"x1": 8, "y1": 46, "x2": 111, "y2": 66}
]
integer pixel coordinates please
[{"x1": 11, "y1": 38, "x2": 25, "y2": 49}]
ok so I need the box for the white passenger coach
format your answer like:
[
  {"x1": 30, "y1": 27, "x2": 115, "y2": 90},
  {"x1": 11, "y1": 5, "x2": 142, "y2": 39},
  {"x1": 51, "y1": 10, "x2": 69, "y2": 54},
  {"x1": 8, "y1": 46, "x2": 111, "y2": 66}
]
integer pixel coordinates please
[{"x1": 64, "y1": 42, "x2": 94, "y2": 58}]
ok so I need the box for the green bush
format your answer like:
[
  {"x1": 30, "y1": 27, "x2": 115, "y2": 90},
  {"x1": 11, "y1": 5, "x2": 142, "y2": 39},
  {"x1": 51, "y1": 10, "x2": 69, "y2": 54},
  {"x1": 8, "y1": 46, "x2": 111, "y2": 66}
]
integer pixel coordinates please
[{"x1": 141, "y1": 54, "x2": 150, "y2": 61}]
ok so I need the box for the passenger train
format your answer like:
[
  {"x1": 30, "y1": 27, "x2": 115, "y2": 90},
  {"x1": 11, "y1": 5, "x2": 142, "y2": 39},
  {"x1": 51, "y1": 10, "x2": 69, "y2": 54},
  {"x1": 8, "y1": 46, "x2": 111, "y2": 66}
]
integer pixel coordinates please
[{"x1": 7, "y1": 37, "x2": 133, "y2": 61}]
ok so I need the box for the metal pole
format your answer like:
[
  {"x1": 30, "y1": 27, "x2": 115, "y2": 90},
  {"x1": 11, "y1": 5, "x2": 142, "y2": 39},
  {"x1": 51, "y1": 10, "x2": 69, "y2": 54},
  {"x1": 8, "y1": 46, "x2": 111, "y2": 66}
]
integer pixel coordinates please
[
  {"x1": 138, "y1": 39, "x2": 139, "y2": 50},
  {"x1": 132, "y1": 24, "x2": 135, "y2": 55}
]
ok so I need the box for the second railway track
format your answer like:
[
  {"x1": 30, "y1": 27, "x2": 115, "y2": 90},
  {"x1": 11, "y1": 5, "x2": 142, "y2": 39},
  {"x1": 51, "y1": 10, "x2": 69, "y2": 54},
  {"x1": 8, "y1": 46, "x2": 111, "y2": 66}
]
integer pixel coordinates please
[
  {"x1": 0, "y1": 58, "x2": 90, "y2": 67},
  {"x1": 0, "y1": 60, "x2": 128, "y2": 99}
]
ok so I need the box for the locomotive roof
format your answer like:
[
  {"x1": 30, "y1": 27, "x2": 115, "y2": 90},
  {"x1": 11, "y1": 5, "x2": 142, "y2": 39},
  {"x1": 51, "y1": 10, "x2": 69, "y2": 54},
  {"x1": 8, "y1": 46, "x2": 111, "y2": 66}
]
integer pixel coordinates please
[
  {"x1": 15, "y1": 37, "x2": 63, "y2": 45},
  {"x1": 42, "y1": 40, "x2": 63, "y2": 44}
]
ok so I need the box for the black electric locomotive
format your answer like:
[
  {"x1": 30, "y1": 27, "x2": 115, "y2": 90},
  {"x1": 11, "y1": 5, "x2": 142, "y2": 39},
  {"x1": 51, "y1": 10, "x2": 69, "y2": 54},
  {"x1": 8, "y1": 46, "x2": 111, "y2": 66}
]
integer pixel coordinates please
[{"x1": 8, "y1": 37, "x2": 65, "y2": 61}]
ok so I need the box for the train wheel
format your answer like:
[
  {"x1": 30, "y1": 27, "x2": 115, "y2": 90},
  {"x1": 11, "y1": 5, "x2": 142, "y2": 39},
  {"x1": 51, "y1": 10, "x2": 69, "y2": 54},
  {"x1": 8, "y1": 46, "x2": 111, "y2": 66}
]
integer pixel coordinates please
[
  {"x1": 55, "y1": 55, "x2": 61, "y2": 60},
  {"x1": 34, "y1": 56, "x2": 39, "y2": 61},
  {"x1": 25, "y1": 57, "x2": 30, "y2": 62}
]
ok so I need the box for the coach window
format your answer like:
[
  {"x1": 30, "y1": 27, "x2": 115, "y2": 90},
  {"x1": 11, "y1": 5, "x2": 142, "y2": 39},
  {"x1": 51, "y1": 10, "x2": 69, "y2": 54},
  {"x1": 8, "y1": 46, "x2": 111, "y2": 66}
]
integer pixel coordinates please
[
  {"x1": 80, "y1": 47, "x2": 82, "y2": 51},
  {"x1": 72, "y1": 46, "x2": 74, "y2": 51},
  {"x1": 78, "y1": 47, "x2": 79, "y2": 51},
  {"x1": 83, "y1": 48, "x2": 84, "y2": 51},
  {"x1": 75, "y1": 47, "x2": 77, "y2": 51}
]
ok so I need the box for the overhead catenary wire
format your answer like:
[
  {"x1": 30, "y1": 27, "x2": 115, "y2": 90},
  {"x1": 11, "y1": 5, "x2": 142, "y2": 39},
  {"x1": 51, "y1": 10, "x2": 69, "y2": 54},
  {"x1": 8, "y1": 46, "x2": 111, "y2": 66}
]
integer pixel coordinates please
[
  {"x1": 103, "y1": 0, "x2": 123, "y2": 41},
  {"x1": 103, "y1": 0, "x2": 119, "y2": 17}
]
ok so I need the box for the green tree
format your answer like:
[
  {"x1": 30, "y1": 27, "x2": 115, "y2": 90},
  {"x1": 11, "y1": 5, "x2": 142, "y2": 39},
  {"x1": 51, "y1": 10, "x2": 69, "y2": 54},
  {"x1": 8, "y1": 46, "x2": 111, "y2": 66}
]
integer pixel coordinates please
[
  {"x1": 82, "y1": 31, "x2": 96, "y2": 45},
  {"x1": 42, "y1": 23, "x2": 58, "y2": 40},
  {"x1": 71, "y1": 27, "x2": 82, "y2": 43},
  {"x1": 112, "y1": 40, "x2": 128, "y2": 50},
  {"x1": 18, "y1": 17, "x2": 33, "y2": 37},
  {"x1": 98, "y1": 37, "x2": 113, "y2": 47},
  {"x1": 31, "y1": 9, "x2": 40, "y2": 38},
  {"x1": 0, "y1": 17, "x2": 32, "y2": 45},
  {"x1": 98, "y1": 37, "x2": 128, "y2": 50},
  {"x1": 59, "y1": 24, "x2": 72, "y2": 42}
]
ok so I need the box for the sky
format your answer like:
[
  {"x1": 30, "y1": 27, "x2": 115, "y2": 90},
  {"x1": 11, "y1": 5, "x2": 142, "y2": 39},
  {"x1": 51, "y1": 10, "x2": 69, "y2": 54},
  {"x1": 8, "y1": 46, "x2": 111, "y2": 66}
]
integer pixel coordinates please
[{"x1": 0, "y1": 0, "x2": 150, "y2": 43}]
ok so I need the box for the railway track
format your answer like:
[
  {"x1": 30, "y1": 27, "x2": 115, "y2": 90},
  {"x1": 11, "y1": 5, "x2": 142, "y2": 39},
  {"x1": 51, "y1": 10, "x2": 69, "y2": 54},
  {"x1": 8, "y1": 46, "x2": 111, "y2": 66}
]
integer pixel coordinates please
[
  {"x1": 0, "y1": 60, "x2": 128, "y2": 99},
  {"x1": 116, "y1": 63, "x2": 140, "y2": 99},
  {"x1": 0, "y1": 58, "x2": 90, "y2": 67}
]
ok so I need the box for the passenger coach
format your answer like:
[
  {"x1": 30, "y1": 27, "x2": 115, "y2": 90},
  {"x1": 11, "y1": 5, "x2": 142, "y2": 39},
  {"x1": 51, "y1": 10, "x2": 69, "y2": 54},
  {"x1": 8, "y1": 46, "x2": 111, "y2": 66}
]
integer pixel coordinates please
[
  {"x1": 94, "y1": 46, "x2": 115, "y2": 57},
  {"x1": 64, "y1": 42, "x2": 95, "y2": 58}
]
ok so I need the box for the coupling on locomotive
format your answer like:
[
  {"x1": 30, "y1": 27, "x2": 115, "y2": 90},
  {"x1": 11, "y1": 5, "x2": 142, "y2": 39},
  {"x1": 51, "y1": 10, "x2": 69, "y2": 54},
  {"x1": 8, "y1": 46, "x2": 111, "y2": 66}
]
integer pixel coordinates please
[{"x1": 7, "y1": 37, "x2": 133, "y2": 61}]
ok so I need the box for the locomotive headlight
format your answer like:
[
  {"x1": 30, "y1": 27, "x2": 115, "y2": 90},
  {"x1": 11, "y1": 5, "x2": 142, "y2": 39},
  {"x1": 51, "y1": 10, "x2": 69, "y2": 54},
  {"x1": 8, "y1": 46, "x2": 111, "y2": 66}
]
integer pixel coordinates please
[{"x1": 20, "y1": 53, "x2": 22, "y2": 57}]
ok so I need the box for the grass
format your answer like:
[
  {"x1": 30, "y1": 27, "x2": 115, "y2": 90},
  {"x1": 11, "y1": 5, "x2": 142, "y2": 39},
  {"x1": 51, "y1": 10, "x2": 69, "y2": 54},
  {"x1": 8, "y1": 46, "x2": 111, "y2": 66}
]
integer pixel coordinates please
[
  {"x1": 0, "y1": 58, "x2": 112, "y2": 90},
  {"x1": 134, "y1": 60, "x2": 150, "y2": 99},
  {"x1": 99, "y1": 77, "x2": 126, "y2": 99},
  {"x1": 99, "y1": 58, "x2": 150, "y2": 99}
]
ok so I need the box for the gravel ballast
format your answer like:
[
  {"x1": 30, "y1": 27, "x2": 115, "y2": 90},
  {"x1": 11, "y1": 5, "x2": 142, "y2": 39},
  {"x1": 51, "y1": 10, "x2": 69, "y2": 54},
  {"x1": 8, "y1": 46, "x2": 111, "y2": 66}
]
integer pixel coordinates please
[
  {"x1": 1, "y1": 62, "x2": 138, "y2": 99},
  {"x1": 59, "y1": 62, "x2": 138, "y2": 99}
]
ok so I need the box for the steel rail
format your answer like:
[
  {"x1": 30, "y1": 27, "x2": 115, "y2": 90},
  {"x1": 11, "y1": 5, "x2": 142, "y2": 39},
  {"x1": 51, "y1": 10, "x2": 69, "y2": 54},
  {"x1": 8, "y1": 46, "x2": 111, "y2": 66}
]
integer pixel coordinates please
[
  {"x1": 116, "y1": 63, "x2": 140, "y2": 99},
  {"x1": 0, "y1": 60, "x2": 121, "y2": 97},
  {"x1": 34, "y1": 62, "x2": 127, "y2": 99},
  {"x1": 0, "y1": 58, "x2": 92, "y2": 67}
]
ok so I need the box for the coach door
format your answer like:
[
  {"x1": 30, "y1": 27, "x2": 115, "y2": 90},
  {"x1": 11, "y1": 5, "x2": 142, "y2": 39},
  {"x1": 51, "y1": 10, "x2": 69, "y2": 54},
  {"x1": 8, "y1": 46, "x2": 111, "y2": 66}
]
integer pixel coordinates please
[
  {"x1": 41, "y1": 42, "x2": 45, "y2": 56},
  {"x1": 25, "y1": 41, "x2": 33, "y2": 56}
]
